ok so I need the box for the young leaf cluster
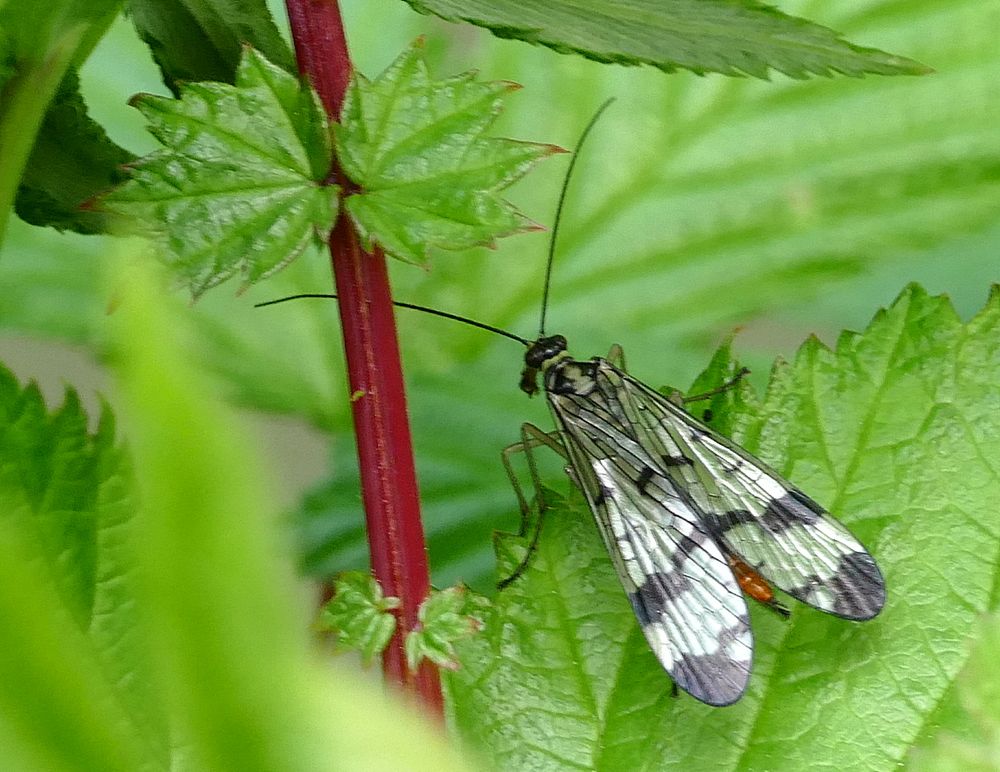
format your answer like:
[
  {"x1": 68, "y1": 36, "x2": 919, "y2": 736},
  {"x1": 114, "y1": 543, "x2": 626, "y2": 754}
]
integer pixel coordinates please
[
  {"x1": 97, "y1": 42, "x2": 555, "y2": 295},
  {"x1": 319, "y1": 571, "x2": 486, "y2": 672}
]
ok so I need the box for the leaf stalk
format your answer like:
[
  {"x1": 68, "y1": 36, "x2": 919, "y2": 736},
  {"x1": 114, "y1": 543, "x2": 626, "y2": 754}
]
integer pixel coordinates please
[{"x1": 284, "y1": 0, "x2": 443, "y2": 717}]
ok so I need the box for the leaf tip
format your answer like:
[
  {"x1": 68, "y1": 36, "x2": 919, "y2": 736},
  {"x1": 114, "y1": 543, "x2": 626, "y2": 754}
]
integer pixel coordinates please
[{"x1": 126, "y1": 92, "x2": 153, "y2": 109}]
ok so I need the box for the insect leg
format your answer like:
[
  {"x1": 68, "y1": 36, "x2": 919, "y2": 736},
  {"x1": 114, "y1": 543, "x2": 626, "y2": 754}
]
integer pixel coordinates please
[
  {"x1": 605, "y1": 343, "x2": 627, "y2": 371},
  {"x1": 498, "y1": 424, "x2": 566, "y2": 589},
  {"x1": 681, "y1": 367, "x2": 751, "y2": 405}
]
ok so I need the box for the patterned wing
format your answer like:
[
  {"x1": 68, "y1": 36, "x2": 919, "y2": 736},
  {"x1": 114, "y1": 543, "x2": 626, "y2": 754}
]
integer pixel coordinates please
[
  {"x1": 548, "y1": 385, "x2": 753, "y2": 706},
  {"x1": 612, "y1": 364, "x2": 885, "y2": 621}
]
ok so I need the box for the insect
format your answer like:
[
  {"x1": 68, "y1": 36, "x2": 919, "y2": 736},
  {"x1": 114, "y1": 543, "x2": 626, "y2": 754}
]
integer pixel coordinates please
[
  {"x1": 498, "y1": 99, "x2": 885, "y2": 706},
  {"x1": 258, "y1": 100, "x2": 886, "y2": 706},
  {"x1": 505, "y1": 330, "x2": 884, "y2": 705}
]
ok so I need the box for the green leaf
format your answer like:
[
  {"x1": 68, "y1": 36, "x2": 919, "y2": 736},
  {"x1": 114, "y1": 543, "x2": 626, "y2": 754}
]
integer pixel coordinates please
[
  {"x1": 403, "y1": 0, "x2": 929, "y2": 79},
  {"x1": 319, "y1": 571, "x2": 400, "y2": 665},
  {"x1": 0, "y1": 363, "x2": 165, "y2": 770},
  {"x1": 445, "y1": 284, "x2": 1000, "y2": 770},
  {"x1": 908, "y1": 614, "x2": 1000, "y2": 771},
  {"x1": 100, "y1": 48, "x2": 338, "y2": 298},
  {"x1": 405, "y1": 586, "x2": 485, "y2": 671},
  {"x1": 334, "y1": 40, "x2": 560, "y2": 264},
  {"x1": 127, "y1": 0, "x2": 296, "y2": 94},
  {"x1": 7, "y1": 1, "x2": 996, "y2": 420},
  {"x1": 15, "y1": 69, "x2": 135, "y2": 234}
]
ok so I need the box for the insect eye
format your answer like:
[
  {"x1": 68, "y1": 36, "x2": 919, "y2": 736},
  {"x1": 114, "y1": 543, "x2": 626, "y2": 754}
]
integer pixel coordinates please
[{"x1": 525, "y1": 346, "x2": 548, "y2": 368}]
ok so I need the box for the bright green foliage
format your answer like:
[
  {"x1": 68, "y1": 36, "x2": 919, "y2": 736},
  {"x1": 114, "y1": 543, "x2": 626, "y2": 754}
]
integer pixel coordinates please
[
  {"x1": 405, "y1": 586, "x2": 485, "y2": 671},
  {"x1": 908, "y1": 614, "x2": 1000, "y2": 771},
  {"x1": 0, "y1": 254, "x2": 475, "y2": 771},
  {"x1": 106, "y1": 254, "x2": 470, "y2": 771},
  {"x1": 128, "y1": 0, "x2": 296, "y2": 94},
  {"x1": 319, "y1": 571, "x2": 400, "y2": 665},
  {"x1": 404, "y1": 0, "x2": 928, "y2": 79},
  {"x1": 5, "y1": 0, "x2": 999, "y2": 615},
  {"x1": 445, "y1": 285, "x2": 1000, "y2": 770},
  {"x1": 7, "y1": 1, "x2": 997, "y2": 434},
  {"x1": 0, "y1": 364, "x2": 163, "y2": 771},
  {"x1": 334, "y1": 40, "x2": 560, "y2": 264},
  {"x1": 101, "y1": 48, "x2": 338, "y2": 298}
]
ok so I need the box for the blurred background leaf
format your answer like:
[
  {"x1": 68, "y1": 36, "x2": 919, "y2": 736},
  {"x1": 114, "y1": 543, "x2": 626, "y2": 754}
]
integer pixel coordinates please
[
  {"x1": 0, "y1": 363, "x2": 161, "y2": 772},
  {"x1": 0, "y1": 250, "x2": 473, "y2": 771},
  {"x1": 127, "y1": 0, "x2": 296, "y2": 93},
  {"x1": 1, "y1": 0, "x2": 998, "y2": 602}
]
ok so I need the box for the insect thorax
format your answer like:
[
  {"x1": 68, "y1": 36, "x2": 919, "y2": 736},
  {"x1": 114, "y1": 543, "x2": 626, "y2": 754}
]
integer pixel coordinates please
[{"x1": 544, "y1": 359, "x2": 599, "y2": 396}]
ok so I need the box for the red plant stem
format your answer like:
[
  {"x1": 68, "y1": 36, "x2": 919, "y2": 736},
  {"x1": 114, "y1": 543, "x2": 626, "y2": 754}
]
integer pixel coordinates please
[{"x1": 284, "y1": 0, "x2": 443, "y2": 716}]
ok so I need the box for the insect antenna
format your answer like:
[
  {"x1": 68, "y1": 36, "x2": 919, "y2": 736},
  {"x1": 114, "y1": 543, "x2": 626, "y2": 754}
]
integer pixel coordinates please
[
  {"x1": 537, "y1": 97, "x2": 616, "y2": 337},
  {"x1": 254, "y1": 293, "x2": 531, "y2": 346}
]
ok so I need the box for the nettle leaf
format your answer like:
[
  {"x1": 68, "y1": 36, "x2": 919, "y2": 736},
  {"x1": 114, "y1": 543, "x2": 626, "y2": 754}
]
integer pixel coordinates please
[
  {"x1": 404, "y1": 0, "x2": 928, "y2": 79},
  {"x1": 0, "y1": 364, "x2": 165, "y2": 770},
  {"x1": 445, "y1": 284, "x2": 1000, "y2": 770},
  {"x1": 333, "y1": 40, "x2": 561, "y2": 264},
  {"x1": 100, "y1": 47, "x2": 338, "y2": 298},
  {"x1": 405, "y1": 586, "x2": 485, "y2": 671},
  {"x1": 318, "y1": 571, "x2": 400, "y2": 665}
]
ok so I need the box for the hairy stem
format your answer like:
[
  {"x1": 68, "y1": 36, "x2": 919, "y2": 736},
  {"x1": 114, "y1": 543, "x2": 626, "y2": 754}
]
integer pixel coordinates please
[{"x1": 284, "y1": 0, "x2": 443, "y2": 716}]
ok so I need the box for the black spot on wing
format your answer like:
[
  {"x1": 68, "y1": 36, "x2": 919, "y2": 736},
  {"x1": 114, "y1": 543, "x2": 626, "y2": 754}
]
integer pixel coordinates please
[
  {"x1": 670, "y1": 622, "x2": 752, "y2": 707},
  {"x1": 788, "y1": 551, "x2": 885, "y2": 620},
  {"x1": 661, "y1": 454, "x2": 694, "y2": 467},
  {"x1": 687, "y1": 427, "x2": 706, "y2": 443},
  {"x1": 671, "y1": 532, "x2": 713, "y2": 571},
  {"x1": 628, "y1": 571, "x2": 692, "y2": 625},
  {"x1": 701, "y1": 509, "x2": 756, "y2": 539},
  {"x1": 629, "y1": 578, "x2": 752, "y2": 706},
  {"x1": 831, "y1": 551, "x2": 885, "y2": 620},
  {"x1": 759, "y1": 490, "x2": 823, "y2": 532},
  {"x1": 636, "y1": 466, "x2": 655, "y2": 495}
]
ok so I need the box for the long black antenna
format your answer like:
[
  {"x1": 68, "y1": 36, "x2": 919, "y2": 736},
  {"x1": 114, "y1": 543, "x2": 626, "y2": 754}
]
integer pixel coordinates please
[
  {"x1": 538, "y1": 97, "x2": 616, "y2": 336},
  {"x1": 254, "y1": 293, "x2": 531, "y2": 346}
]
